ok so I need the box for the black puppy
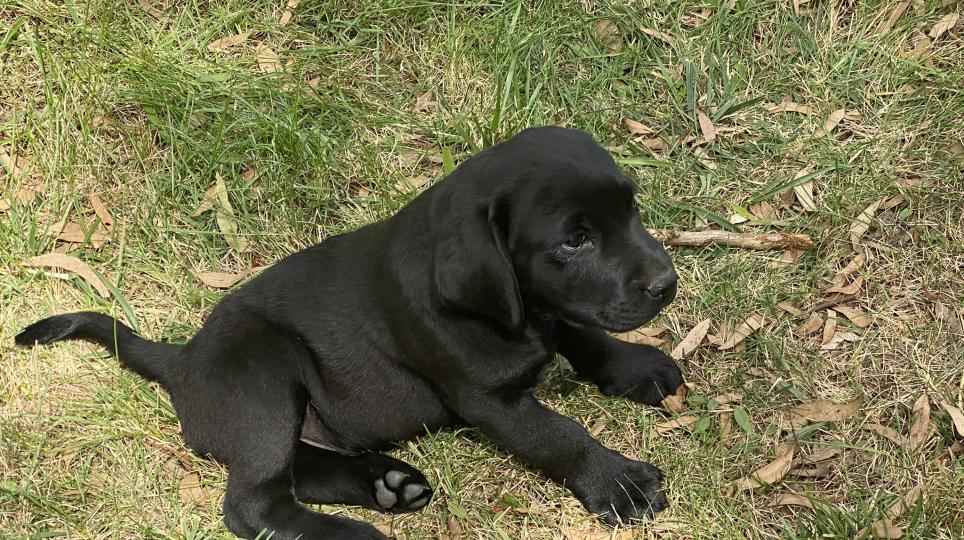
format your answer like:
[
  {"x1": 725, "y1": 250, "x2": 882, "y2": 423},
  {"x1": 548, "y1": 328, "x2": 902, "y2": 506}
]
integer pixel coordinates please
[{"x1": 16, "y1": 127, "x2": 683, "y2": 539}]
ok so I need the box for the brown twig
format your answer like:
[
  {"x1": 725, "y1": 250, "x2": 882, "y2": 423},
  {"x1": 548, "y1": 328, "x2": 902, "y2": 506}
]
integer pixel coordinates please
[{"x1": 648, "y1": 229, "x2": 815, "y2": 251}]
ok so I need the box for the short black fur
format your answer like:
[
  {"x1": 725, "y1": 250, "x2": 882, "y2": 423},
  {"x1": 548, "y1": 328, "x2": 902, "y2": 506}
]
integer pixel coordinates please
[{"x1": 16, "y1": 127, "x2": 684, "y2": 539}]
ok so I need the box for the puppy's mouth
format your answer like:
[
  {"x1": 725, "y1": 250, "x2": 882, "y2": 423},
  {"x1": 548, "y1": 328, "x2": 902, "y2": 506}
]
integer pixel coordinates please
[{"x1": 592, "y1": 298, "x2": 670, "y2": 333}]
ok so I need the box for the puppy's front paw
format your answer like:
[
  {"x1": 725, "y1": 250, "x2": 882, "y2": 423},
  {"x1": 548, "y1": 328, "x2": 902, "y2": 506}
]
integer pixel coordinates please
[
  {"x1": 571, "y1": 454, "x2": 667, "y2": 525},
  {"x1": 374, "y1": 469, "x2": 432, "y2": 513},
  {"x1": 599, "y1": 346, "x2": 684, "y2": 406}
]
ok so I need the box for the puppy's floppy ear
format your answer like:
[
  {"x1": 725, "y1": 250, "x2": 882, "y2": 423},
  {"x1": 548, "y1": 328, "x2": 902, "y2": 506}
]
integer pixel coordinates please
[{"x1": 434, "y1": 201, "x2": 523, "y2": 331}]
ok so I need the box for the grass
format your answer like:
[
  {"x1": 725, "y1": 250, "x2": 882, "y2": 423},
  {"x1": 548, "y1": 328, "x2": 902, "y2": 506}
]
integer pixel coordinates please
[{"x1": 2, "y1": 0, "x2": 963, "y2": 538}]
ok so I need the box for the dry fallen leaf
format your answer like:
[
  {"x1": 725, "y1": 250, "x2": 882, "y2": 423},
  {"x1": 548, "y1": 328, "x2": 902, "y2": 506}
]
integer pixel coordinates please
[
  {"x1": 770, "y1": 493, "x2": 814, "y2": 509},
  {"x1": 138, "y1": 0, "x2": 164, "y2": 19},
  {"x1": 788, "y1": 462, "x2": 833, "y2": 477},
  {"x1": 396, "y1": 174, "x2": 431, "y2": 193},
  {"x1": 820, "y1": 330, "x2": 859, "y2": 351},
  {"x1": 905, "y1": 394, "x2": 934, "y2": 452},
  {"x1": 258, "y1": 48, "x2": 284, "y2": 73},
  {"x1": 54, "y1": 221, "x2": 110, "y2": 247},
  {"x1": 23, "y1": 253, "x2": 110, "y2": 297},
  {"x1": 833, "y1": 305, "x2": 873, "y2": 328},
  {"x1": 179, "y1": 471, "x2": 217, "y2": 508},
  {"x1": 623, "y1": 118, "x2": 653, "y2": 136},
  {"x1": 801, "y1": 446, "x2": 841, "y2": 464},
  {"x1": 863, "y1": 423, "x2": 904, "y2": 445},
  {"x1": 213, "y1": 173, "x2": 250, "y2": 253},
  {"x1": 797, "y1": 314, "x2": 825, "y2": 335},
  {"x1": 838, "y1": 252, "x2": 867, "y2": 276},
  {"x1": 89, "y1": 195, "x2": 113, "y2": 229},
  {"x1": 592, "y1": 19, "x2": 622, "y2": 52},
  {"x1": 929, "y1": 12, "x2": 960, "y2": 40},
  {"x1": 793, "y1": 180, "x2": 816, "y2": 212},
  {"x1": 660, "y1": 384, "x2": 689, "y2": 414},
  {"x1": 697, "y1": 111, "x2": 716, "y2": 142},
  {"x1": 612, "y1": 326, "x2": 666, "y2": 347},
  {"x1": 850, "y1": 199, "x2": 883, "y2": 246},
  {"x1": 766, "y1": 101, "x2": 811, "y2": 115},
  {"x1": 279, "y1": 0, "x2": 300, "y2": 25},
  {"x1": 858, "y1": 485, "x2": 922, "y2": 539},
  {"x1": 413, "y1": 90, "x2": 436, "y2": 112},
  {"x1": 208, "y1": 30, "x2": 254, "y2": 52},
  {"x1": 826, "y1": 275, "x2": 864, "y2": 295},
  {"x1": 877, "y1": 0, "x2": 911, "y2": 34},
  {"x1": 196, "y1": 267, "x2": 265, "y2": 289},
  {"x1": 670, "y1": 318, "x2": 711, "y2": 359},
  {"x1": 728, "y1": 443, "x2": 796, "y2": 493},
  {"x1": 749, "y1": 200, "x2": 776, "y2": 220},
  {"x1": 815, "y1": 109, "x2": 846, "y2": 138},
  {"x1": 718, "y1": 314, "x2": 764, "y2": 350},
  {"x1": 777, "y1": 300, "x2": 803, "y2": 317},
  {"x1": 652, "y1": 415, "x2": 699, "y2": 437},
  {"x1": 789, "y1": 397, "x2": 862, "y2": 428},
  {"x1": 692, "y1": 146, "x2": 716, "y2": 170},
  {"x1": 640, "y1": 27, "x2": 675, "y2": 46},
  {"x1": 938, "y1": 400, "x2": 964, "y2": 438},
  {"x1": 0, "y1": 147, "x2": 28, "y2": 177}
]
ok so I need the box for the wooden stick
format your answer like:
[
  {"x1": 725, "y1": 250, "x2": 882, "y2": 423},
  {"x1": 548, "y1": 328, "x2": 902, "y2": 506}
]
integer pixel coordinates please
[{"x1": 647, "y1": 229, "x2": 815, "y2": 251}]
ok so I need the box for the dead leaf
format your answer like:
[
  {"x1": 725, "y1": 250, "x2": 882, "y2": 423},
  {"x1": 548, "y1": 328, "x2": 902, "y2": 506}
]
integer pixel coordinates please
[
  {"x1": 179, "y1": 471, "x2": 217, "y2": 508},
  {"x1": 877, "y1": 0, "x2": 911, "y2": 34},
  {"x1": 89, "y1": 195, "x2": 113, "y2": 229},
  {"x1": 728, "y1": 443, "x2": 795, "y2": 492},
  {"x1": 929, "y1": 13, "x2": 959, "y2": 39},
  {"x1": 652, "y1": 415, "x2": 699, "y2": 437},
  {"x1": 904, "y1": 394, "x2": 934, "y2": 452},
  {"x1": 697, "y1": 111, "x2": 716, "y2": 142},
  {"x1": 624, "y1": 118, "x2": 653, "y2": 136},
  {"x1": 208, "y1": 30, "x2": 254, "y2": 52},
  {"x1": 660, "y1": 384, "x2": 689, "y2": 414},
  {"x1": 826, "y1": 275, "x2": 864, "y2": 295},
  {"x1": 396, "y1": 174, "x2": 431, "y2": 193},
  {"x1": 640, "y1": 137, "x2": 668, "y2": 151},
  {"x1": 55, "y1": 222, "x2": 109, "y2": 247},
  {"x1": 770, "y1": 493, "x2": 814, "y2": 509},
  {"x1": 307, "y1": 76, "x2": 321, "y2": 90},
  {"x1": 592, "y1": 19, "x2": 622, "y2": 52},
  {"x1": 820, "y1": 330, "x2": 859, "y2": 351},
  {"x1": 445, "y1": 515, "x2": 463, "y2": 538},
  {"x1": 670, "y1": 318, "x2": 711, "y2": 359},
  {"x1": 789, "y1": 397, "x2": 862, "y2": 428},
  {"x1": 788, "y1": 462, "x2": 833, "y2": 477},
  {"x1": 0, "y1": 147, "x2": 28, "y2": 177},
  {"x1": 258, "y1": 48, "x2": 283, "y2": 73},
  {"x1": 137, "y1": 0, "x2": 164, "y2": 19},
  {"x1": 279, "y1": 0, "x2": 300, "y2": 25},
  {"x1": 413, "y1": 90, "x2": 436, "y2": 112},
  {"x1": 749, "y1": 200, "x2": 776, "y2": 220},
  {"x1": 801, "y1": 446, "x2": 841, "y2": 464},
  {"x1": 728, "y1": 213, "x2": 749, "y2": 224},
  {"x1": 612, "y1": 327, "x2": 666, "y2": 347},
  {"x1": 23, "y1": 253, "x2": 110, "y2": 297},
  {"x1": 863, "y1": 423, "x2": 904, "y2": 445},
  {"x1": 692, "y1": 146, "x2": 716, "y2": 170},
  {"x1": 711, "y1": 392, "x2": 744, "y2": 406},
  {"x1": 766, "y1": 102, "x2": 812, "y2": 115},
  {"x1": 194, "y1": 185, "x2": 218, "y2": 216},
  {"x1": 777, "y1": 300, "x2": 803, "y2": 317},
  {"x1": 938, "y1": 400, "x2": 964, "y2": 438},
  {"x1": 213, "y1": 173, "x2": 250, "y2": 253},
  {"x1": 816, "y1": 109, "x2": 846, "y2": 138},
  {"x1": 850, "y1": 199, "x2": 883, "y2": 246},
  {"x1": 640, "y1": 27, "x2": 676, "y2": 46},
  {"x1": 718, "y1": 314, "x2": 763, "y2": 350},
  {"x1": 793, "y1": 181, "x2": 816, "y2": 212},
  {"x1": 797, "y1": 314, "x2": 825, "y2": 335},
  {"x1": 838, "y1": 253, "x2": 867, "y2": 277},
  {"x1": 859, "y1": 485, "x2": 922, "y2": 539},
  {"x1": 833, "y1": 305, "x2": 873, "y2": 328},
  {"x1": 196, "y1": 267, "x2": 265, "y2": 289}
]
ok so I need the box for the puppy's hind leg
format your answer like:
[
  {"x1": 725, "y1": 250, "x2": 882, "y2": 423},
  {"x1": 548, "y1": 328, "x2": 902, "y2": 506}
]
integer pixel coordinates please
[
  {"x1": 219, "y1": 397, "x2": 388, "y2": 540},
  {"x1": 294, "y1": 444, "x2": 433, "y2": 513}
]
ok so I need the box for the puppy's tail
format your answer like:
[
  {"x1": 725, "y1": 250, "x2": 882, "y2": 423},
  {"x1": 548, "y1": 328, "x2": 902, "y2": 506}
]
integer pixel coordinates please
[{"x1": 15, "y1": 312, "x2": 180, "y2": 386}]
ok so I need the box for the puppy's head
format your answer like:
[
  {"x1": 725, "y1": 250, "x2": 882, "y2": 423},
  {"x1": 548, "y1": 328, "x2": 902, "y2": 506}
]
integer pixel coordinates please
[{"x1": 432, "y1": 126, "x2": 676, "y2": 333}]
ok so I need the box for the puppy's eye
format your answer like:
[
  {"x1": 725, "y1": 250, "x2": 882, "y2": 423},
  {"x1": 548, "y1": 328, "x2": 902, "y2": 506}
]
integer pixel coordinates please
[
  {"x1": 631, "y1": 198, "x2": 639, "y2": 210},
  {"x1": 563, "y1": 232, "x2": 589, "y2": 250}
]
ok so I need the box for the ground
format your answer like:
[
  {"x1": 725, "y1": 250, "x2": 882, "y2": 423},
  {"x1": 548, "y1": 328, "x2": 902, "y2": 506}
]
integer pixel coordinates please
[{"x1": 1, "y1": 0, "x2": 963, "y2": 539}]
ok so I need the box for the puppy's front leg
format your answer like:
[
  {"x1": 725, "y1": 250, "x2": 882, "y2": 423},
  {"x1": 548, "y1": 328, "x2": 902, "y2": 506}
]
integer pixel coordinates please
[
  {"x1": 558, "y1": 323, "x2": 684, "y2": 405},
  {"x1": 448, "y1": 389, "x2": 667, "y2": 524}
]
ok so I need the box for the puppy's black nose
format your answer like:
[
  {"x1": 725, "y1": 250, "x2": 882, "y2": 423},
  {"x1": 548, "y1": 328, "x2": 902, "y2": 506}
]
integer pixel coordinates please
[{"x1": 646, "y1": 272, "x2": 678, "y2": 298}]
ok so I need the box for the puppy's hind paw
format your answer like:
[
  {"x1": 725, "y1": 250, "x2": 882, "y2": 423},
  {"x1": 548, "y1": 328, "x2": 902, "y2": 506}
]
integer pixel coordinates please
[{"x1": 374, "y1": 469, "x2": 432, "y2": 513}]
